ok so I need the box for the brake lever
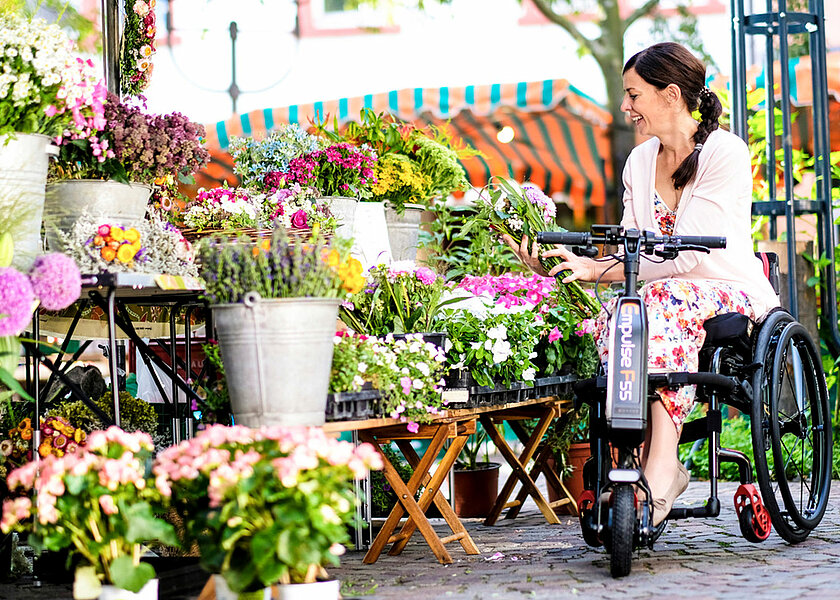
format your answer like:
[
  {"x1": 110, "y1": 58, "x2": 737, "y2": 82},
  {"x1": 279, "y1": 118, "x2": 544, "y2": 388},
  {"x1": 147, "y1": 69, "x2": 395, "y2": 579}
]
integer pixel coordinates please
[
  {"x1": 572, "y1": 244, "x2": 599, "y2": 258},
  {"x1": 652, "y1": 243, "x2": 711, "y2": 259}
]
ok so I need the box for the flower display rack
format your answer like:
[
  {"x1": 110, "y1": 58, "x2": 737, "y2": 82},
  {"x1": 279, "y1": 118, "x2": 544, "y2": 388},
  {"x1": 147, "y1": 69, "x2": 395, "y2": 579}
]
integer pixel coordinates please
[
  {"x1": 521, "y1": 375, "x2": 577, "y2": 403},
  {"x1": 325, "y1": 389, "x2": 379, "y2": 421}
]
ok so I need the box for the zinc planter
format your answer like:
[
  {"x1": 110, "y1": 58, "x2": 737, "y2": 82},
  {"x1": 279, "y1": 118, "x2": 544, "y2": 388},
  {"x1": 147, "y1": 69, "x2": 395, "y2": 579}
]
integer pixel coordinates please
[
  {"x1": 213, "y1": 575, "x2": 271, "y2": 600},
  {"x1": 0, "y1": 133, "x2": 58, "y2": 270},
  {"x1": 273, "y1": 579, "x2": 340, "y2": 600},
  {"x1": 352, "y1": 200, "x2": 392, "y2": 268},
  {"x1": 384, "y1": 202, "x2": 424, "y2": 262},
  {"x1": 98, "y1": 578, "x2": 158, "y2": 600},
  {"x1": 211, "y1": 294, "x2": 340, "y2": 427},
  {"x1": 322, "y1": 196, "x2": 357, "y2": 240},
  {"x1": 44, "y1": 179, "x2": 151, "y2": 251}
]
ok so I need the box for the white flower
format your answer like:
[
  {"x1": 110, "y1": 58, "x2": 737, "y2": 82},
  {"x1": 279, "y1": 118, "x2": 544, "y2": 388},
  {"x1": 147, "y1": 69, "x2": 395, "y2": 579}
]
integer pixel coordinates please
[
  {"x1": 412, "y1": 379, "x2": 424, "y2": 390},
  {"x1": 484, "y1": 339, "x2": 493, "y2": 351},
  {"x1": 491, "y1": 339, "x2": 512, "y2": 364},
  {"x1": 133, "y1": 0, "x2": 150, "y2": 17},
  {"x1": 444, "y1": 338, "x2": 453, "y2": 353},
  {"x1": 487, "y1": 325, "x2": 507, "y2": 340},
  {"x1": 470, "y1": 341, "x2": 482, "y2": 350},
  {"x1": 522, "y1": 368, "x2": 536, "y2": 381},
  {"x1": 508, "y1": 216, "x2": 524, "y2": 231},
  {"x1": 417, "y1": 362, "x2": 430, "y2": 376},
  {"x1": 357, "y1": 361, "x2": 368, "y2": 373}
]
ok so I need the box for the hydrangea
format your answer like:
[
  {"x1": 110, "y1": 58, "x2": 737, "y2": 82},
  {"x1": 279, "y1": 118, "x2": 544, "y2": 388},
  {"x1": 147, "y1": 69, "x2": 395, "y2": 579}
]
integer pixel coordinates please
[
  {"x1": 0, "y1": 267, "x2": 35, "y2": 336},
  {"x1": 229, "y1": 125, "x2": 325, "y2": 190},
  {"x1": 28, "y1": 253, "x2": 81, "y2": 311}
]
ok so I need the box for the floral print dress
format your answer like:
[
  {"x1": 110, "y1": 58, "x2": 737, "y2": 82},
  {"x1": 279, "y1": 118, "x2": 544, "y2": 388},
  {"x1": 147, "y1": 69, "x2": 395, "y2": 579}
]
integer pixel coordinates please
[{"x1": 593, "y1": 191, "x2": 757, "y2": 431}]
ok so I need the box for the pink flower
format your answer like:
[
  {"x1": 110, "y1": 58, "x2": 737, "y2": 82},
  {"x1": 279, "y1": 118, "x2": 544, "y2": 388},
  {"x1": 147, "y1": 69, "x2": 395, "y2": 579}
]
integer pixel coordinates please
[
  {"x1": 548, "y1": 327, "x2": 562, "y2": 343},
  {"x1": 99, "y1": 495, "x2": 118, "y2": 515},
  {"x1": 400, "y1": 376, "x2": 412, "y2": 395},
  {"x1": 406, "y1": 421, "x2": 419, "y2": 434}
]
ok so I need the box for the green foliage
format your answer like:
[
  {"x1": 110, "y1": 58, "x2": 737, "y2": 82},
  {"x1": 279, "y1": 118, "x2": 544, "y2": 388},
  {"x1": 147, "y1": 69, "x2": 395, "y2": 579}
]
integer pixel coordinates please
[
  {"x1": 369, "y1": 445, "x2": 413, "y2": 518},
  {"x1": 195, "y1": 341, "x2": 233, "y2": 427},
  {"x1": 679, "y1": 415, "x2": 754, "y2": 481},
  {"x1": 538, "y1": 405, "x2": 589, "y2": 479},
  {"x1": 51, "y1": 390, "x2": 158, "y2": 436},
  {"x1": 417, "y1": 202, "x2": 524, "y2": 280}
]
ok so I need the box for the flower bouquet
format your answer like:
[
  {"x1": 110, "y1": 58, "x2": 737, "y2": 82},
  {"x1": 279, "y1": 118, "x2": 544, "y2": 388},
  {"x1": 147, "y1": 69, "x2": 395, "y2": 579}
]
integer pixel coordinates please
[
  {"x1": 473, "y1": 178, "x2": 599, "y2": 317},
  {"x1": 330, "y1": 331, "x2": 448, "y2": 432},
  {"x1": 153, "y1": 425, "x2": 383, "y2": 593},
  {"x1": 182, "y1": 186, "x2": 264, "y2": 232},
  {"x1": 1, "y1": 427, "x2": 178, "y2": 596},
  {"x1": 120, "y1": 0, "x2": 157, "y2": 97},
  {"x1": 279, "y1": 142, "x2": 378, "y2": 200},
  {"x1": 339, "y1": 262, "x2": 457, "y2": 336}
]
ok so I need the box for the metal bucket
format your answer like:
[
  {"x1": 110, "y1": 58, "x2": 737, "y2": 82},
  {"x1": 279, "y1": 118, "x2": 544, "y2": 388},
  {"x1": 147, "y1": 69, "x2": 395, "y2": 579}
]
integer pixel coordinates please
[
  {"x1": 322, "y1": 196, "x2": 357, "y2": 239},
  {"x1": 0, "y1": 133, "x2": 57, "y2": 270},
  {"x1": 43, "y1": 179, "x2": 151, "y2": 251},
  {"x1": 385, "y1": 203, "x2": 425, "y2": 262},
  {"x1": 211, "y1": 294, "x2": 340, "y2": 427}
]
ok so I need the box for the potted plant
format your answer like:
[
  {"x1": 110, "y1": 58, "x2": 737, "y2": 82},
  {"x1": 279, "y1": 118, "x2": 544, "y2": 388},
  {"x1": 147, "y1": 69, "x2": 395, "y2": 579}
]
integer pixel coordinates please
[
  {"x1": 153, "y1": 424, "x2": 383, "y2": 600},
  {"x1": 45, "y1": 93, "x2": 209, "y2": 251},
  {"x1": 452, "y1": 423, "x2": 501, "y2": 518},
  {"x1": 0, "y1": 13, "x2": 105, "y2": 269},
  {"x1": 197, "y1": 231, "x2": 364, "y2": 427},
  {"x1": 1, "y1": 427, "x2": 178, "y2": 599},
  {"x1": 543, "y1": 405, "x2": 591, "y2": 514}
]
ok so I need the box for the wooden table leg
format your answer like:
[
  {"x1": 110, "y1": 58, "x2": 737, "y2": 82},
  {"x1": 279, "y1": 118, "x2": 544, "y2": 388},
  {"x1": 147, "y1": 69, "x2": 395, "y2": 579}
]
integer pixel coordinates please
[
  {"x1": 390, "y1": 436, "x2": 480, "y2": 557},
  {"x1": 480, "y1": 409, "x2": 560, "y2": 526},
  {"x1": 360, "y1": 426, "x2": 453, "y2": 564}
]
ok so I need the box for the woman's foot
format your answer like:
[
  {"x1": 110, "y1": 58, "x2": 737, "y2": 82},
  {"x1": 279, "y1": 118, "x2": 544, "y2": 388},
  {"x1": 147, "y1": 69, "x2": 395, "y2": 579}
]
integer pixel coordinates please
[{"x1": 651, "y1": 463, "x2": 690, "y2": 526}]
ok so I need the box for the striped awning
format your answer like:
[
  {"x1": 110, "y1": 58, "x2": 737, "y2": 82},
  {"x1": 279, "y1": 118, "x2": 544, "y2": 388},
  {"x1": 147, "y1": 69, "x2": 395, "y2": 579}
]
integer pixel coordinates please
[{"x1": 198, "y1": 79, "x2": 613, "y2": 223}]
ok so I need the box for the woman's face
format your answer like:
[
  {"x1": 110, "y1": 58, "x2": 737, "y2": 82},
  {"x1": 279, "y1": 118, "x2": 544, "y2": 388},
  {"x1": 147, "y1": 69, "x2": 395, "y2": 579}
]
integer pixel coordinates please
[{"x1": 620, "y1": 68, "x2": 672, "y2": 138}]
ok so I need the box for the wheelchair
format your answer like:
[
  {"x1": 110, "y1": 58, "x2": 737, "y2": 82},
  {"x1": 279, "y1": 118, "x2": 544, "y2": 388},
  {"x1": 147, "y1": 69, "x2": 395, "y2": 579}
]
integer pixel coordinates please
[{"x1": 538, "y1": 227, "x2": 833, "y2": 577}]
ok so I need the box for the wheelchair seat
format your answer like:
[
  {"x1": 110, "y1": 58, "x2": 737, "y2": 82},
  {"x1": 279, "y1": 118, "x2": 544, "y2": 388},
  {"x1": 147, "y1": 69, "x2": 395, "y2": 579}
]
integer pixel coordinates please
[{"x1": 702, "y1": 312, "x2": 752, "y2": 347}]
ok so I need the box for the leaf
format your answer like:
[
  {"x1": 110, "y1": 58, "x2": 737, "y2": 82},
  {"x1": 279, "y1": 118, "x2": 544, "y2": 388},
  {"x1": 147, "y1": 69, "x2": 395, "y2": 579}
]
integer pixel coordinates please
[
  {"x1": 109, "y1": 555, "x2": 155, "y2": 593},
  {"x1": 123, "y1": 502, "x2": 179, "y2": 547},
  {"x1": 0, "y1": 367, "x2": 33, "y2": 401}
]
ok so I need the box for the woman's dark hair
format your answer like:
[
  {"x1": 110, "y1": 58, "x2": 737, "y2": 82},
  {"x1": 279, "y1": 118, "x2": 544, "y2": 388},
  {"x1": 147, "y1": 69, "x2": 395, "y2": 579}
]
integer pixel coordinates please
[{"x1": 623, "y1": 42, "x2": 722, "y2": 189}]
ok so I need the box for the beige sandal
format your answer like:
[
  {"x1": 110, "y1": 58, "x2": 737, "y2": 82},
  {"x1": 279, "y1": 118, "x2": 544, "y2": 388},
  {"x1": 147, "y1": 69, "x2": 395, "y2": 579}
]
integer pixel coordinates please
[{"x1": 652, "y1": 463, "x2": 690, "y2": 526}]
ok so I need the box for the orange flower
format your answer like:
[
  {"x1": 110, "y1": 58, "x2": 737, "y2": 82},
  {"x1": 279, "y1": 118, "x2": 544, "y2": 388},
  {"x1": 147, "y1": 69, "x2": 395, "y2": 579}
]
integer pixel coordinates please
[
  {"x1": 117, "y1": 243, "x2": 137, "y2": 263},
  {"x1": 101, "y1": 246, "x2": 116, "y2": 261},
  {"x1": 18, "y1": 418, "x2": 31, "y2": 430},
  {"x1": 93, "y1": 235, "x2": 105, "y2": 246},
  {"x1": 325, "y1": 249, "x2": 341, "y2": 268},
  {"x1": 38, "y1": 442, "x2": 52, "y2": 458},
  {"x1": 20, "y1": 428, "x2": 32, "y2": 441}
]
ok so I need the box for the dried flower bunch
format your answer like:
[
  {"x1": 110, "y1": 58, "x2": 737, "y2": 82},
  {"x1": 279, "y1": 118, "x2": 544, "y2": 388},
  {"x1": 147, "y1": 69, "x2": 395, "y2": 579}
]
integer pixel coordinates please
[
  {"x1": 51, "y1": 93, "x2": 209, "y2": 186},
  {"x1": 0, "y1": 13, "x2": 106, "y2": 138},
  {"x1": 57, "y1": 212, "x2": 197, "y2": 277},
  {"x1": 120, "y1": 0, "x2": 158, "y2": 97}
]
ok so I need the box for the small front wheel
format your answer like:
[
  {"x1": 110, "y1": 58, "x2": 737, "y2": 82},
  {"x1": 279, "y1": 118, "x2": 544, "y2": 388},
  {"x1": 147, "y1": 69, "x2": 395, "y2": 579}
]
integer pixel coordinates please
[{"x1": 609, "y1": 484, "x2": 635, "y2": 578}]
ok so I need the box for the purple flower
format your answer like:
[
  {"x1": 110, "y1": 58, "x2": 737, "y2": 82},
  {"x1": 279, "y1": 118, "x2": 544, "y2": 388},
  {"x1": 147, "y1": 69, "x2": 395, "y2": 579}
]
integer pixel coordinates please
[
  {"x1": 28, "y1": 253, "x2": 82, "y2": 311},
  {"x1": 0, "y1": 268, "x2": 36, "y2": 336}
]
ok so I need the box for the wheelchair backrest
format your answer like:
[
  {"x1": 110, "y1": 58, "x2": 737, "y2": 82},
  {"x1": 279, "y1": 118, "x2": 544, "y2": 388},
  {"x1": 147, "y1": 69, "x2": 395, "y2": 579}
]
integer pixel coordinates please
[{"x1": 756, "y1": 252, "x2": 781, "y2": 297}]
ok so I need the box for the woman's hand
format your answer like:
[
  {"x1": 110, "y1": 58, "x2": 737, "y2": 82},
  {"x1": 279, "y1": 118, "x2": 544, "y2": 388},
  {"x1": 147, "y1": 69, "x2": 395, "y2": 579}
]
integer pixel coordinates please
[
  {"x1": 543, "y1": 245, "x2": 600, "y2": 283},
  {"x1": 502, "y1": 234, "x2": 549, "y2": 276}
]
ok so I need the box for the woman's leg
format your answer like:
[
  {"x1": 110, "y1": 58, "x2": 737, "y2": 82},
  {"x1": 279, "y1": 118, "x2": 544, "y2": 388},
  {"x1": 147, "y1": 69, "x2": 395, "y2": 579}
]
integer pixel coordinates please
[{"x1": 643, "y1": 401, "x2": 680, "y2": 500}]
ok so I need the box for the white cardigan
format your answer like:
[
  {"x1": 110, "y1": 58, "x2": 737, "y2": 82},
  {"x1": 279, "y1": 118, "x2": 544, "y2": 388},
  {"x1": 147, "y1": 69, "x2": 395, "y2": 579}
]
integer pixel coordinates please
[{"x1": 620, "y1": 128, "x2": 780, "y2": 318}]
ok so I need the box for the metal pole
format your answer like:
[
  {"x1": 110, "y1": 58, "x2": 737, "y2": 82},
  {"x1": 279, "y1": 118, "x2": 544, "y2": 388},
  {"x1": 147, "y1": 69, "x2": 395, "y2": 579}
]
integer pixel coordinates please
[
  {"x1": 730, "y1": 0, "x2": 749, "y2": 140},
  {"x1": 101, "y1": 0, "x2": 121, "y2": 97},
  {"x1": 229, "y1": 21, "x2": 240, "y2": 114}
]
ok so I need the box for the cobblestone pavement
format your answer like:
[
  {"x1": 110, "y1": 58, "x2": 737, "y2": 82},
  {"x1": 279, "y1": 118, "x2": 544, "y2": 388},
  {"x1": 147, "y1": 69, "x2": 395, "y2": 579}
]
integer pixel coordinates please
[
  {"x1": 332, "y1": 480, "x2": 840, "y2": 600},
  {"x1": 0, "y1": 481, "x2": 837, "y2": 600}
]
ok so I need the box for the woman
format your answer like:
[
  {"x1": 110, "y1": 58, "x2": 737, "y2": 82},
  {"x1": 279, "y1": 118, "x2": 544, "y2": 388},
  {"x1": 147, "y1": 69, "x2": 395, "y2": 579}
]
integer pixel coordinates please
[{"x1": 506, "y1": 42, "x2": 779, "y2": 525}]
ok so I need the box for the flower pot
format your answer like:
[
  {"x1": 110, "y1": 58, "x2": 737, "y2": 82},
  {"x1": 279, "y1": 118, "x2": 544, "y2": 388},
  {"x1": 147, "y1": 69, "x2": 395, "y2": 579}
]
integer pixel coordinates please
[
  {"x1": 0, "y1": 133, "x2": 57, "y2": 270},
  {"x1": 98, "y1": 578, "x2": 158, "y2": 600},
  {"x1": 44, "y1": 179, "x2": 151, "y2": 251},
  {"x1": 351, "y1": 201, "x2": 391, "y2": 268},
  {"x1": 384, "y1": 202, "x2": 424, "y2": 262},
  {"x1": 453, "y1": 461, "x2": 501, "y2": 518},
  {"x1": 273, "y1": 579, "x2": 340, "y2": 600},
  {"x1": 321, "y1": 196, "x2": 357, "y2": 239},
  {"x1": 211, "y1": 294, "x2": 340, "y2": 427},
  {"x1": 214, "y1": 574, "x2": 271, "y2": 600},
  {"x1": 546, "y1": 442, "x2": 590, "y2": 514}
]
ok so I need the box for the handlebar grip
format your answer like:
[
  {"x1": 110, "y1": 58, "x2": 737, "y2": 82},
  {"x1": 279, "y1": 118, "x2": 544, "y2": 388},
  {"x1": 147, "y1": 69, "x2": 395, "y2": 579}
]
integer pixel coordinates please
[
  {"x1": 672, "y1": 235, "x2": 727, "y2": 249},
  {"x1": 536, "y1": 231, "x2": 591, "y2": 245}
]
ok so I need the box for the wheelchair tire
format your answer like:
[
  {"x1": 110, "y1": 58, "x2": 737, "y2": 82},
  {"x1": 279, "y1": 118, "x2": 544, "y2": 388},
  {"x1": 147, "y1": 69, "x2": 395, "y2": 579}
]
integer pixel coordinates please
[
  {"x1": 609, "y1": 484, "x2": 635, "y2": 578},
  {"x1": 750, "y1": 313, "x2": 833, "y2": 543}
]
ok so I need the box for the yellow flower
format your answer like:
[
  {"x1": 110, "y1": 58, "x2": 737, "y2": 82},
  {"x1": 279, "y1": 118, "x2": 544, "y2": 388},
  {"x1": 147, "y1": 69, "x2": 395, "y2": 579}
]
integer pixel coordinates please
[
  {"x1": 38, "y1": 442, "x2": 52, "y2": 458},
  {"x1": 74, "y1": 429, "x2": 86, "y2": 444},
  {"x1": 124, "y1": 228, "x2": 141, "y2": 243},
  {"x1": 109, "y1": 227, "x2": 125, "y2": 241},
  {"x1": 325, "y1": 249, "x2": 341, "y2": 268},
  {"x1": 116, "y1": 243, "x2": 137, "y2": 263}
]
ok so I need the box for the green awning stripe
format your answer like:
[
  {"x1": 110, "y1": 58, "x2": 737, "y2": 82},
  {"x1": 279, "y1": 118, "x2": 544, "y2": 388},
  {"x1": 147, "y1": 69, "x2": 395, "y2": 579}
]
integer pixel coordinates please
[
  {"x1": 516, "y1": 82, "x2": 528, "y2": 108},
  {"x1": 506, "y1": 110, "x2": 552, "y2": 193},
  {"x1": 263, "y1": 108, "x2": 274, "y2": 131},
  {"x1": 440, "y1": 87, "x2": 449, "y2": 114},
  {"x1": 239, "y1": 114, "x2": 252, "y2": 136},
  {"x1": 414, "y1": 88, "x2": 423, "y2": 111},
  {"x1": 428, "y1": 114, "x2": 492, "y2": 184},
  {"x1": 463, "y1": 111, "x2": 530, "y2": 181},
  {"x1": 339, "y1": 97, "x2": 348, "y2": 120},
  {"x1": 531, "y1": 112, "x2": 573, "y2": 197},
  {"x1": 388, "y1": 90, "x2": 399, "y2": 113},
  {"x1": 216, "y1": 122, "x2": 229, "y2": 149},
  {"x1": 289, "y1": 105, "x2": 298, "y2": 124},
  {"x1": 583, "y1": 126, "x2": 607, "y2": 184},
  {"x1": 550, "y1": 111, "x2": 594, "y2": 201},
  {"x1": 542, "y1": 80, "x2": 553, "y2": 107},
  {"x1": 465, "y1": 85, "x2": 475, "y2": 105}
]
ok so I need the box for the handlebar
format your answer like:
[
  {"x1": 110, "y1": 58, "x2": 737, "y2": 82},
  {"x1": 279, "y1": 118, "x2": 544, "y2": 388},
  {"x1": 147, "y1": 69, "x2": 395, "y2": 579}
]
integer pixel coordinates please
[{"x1": 536, "y1": 227, "x2": 726, "y2": 252}]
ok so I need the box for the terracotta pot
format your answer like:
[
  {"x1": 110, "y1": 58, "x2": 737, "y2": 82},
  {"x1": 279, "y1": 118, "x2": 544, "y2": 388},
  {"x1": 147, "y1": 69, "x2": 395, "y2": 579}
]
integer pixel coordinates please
[
  {"x1": 453, "y1": 462, "x2": 500, "y2": 518},
  {"x1": 546, "y1": 442, "x2": 590, "y2": 514}
]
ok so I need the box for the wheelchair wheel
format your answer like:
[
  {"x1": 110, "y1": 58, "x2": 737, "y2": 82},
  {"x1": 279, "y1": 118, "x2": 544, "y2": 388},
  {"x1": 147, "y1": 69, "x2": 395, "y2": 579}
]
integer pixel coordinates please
[
  {"x1": 750, "y1": 312, "x2": 833, "y2": 543},
  {"x1": 609, "y1": 484, "x2": 635, "y2": 578}
]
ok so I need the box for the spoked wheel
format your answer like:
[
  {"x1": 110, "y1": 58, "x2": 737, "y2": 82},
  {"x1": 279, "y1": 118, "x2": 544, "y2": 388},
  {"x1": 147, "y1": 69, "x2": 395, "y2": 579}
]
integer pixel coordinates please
[
  {"x1": 609, "y1": 484, "x2": 635, "y2": 578},
  {"x1": 750, "y1": 312, "x2": 833, "y2": 543}
]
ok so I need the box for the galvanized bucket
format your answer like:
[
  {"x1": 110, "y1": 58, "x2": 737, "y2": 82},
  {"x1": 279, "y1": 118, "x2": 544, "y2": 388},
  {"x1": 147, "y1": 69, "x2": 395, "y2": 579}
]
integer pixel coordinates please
[
  {"x1": 43, "y1": 179, "x2": 151, "y2": 251},
  {"x1": 322, "y1": 196, "x2": 357, "y2": 239},
  {"x1": 385, "y1": 202, "x2": 425, "y2": 262},
  {"x1": 0, "y1": 133, "x2": 58, "y2": 270},
  {"x1": 212, "y1": 294, "x2": 340, "y2": 427}
]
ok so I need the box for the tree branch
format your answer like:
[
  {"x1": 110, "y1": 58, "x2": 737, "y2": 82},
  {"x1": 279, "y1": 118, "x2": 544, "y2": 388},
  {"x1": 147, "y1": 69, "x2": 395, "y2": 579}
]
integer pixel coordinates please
[
  {"x1": 530, "y1": 0, "x2": 595, "y2": 55},
  {"x1": 626, "y1": 0, "x2": 661, "y2": 28}
]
